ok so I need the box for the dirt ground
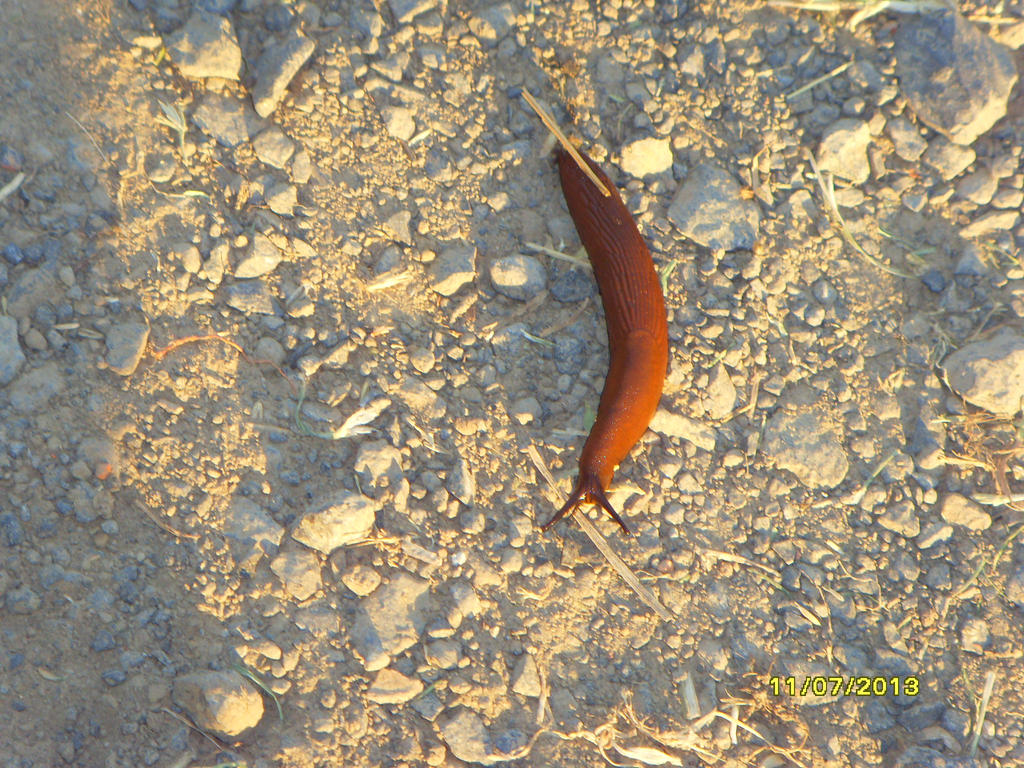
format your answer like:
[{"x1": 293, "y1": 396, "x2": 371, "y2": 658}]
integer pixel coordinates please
[{"x1": 1, "y1": 0, "x2": 1024, "y2": 766}]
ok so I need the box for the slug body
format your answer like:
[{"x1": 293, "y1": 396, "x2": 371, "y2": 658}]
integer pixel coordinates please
[{"x1": 542, "y1": 147, "x2": 669, "y2": 535}]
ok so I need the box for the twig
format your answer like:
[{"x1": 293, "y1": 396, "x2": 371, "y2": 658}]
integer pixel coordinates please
[
  {"x1": 524, "y1": 240, "x2": 591, "y2": 270},
  {"x1": 526, "y1": 445, "x2": 672, "y2": 622},
  {"x1": 521, "y1": 90, "x2": 612, "y2": 197}
]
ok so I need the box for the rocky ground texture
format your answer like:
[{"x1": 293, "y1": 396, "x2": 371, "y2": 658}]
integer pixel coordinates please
[{"x1": 2, "y1": 0, "x2": 1024, "y2": 766}]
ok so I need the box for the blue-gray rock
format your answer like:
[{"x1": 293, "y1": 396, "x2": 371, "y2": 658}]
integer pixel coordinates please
[
  {"x1": 554, "y1": 331, "x2": 586, "y2": 375},
  {"x1": 549, "y1": 266, "x2": 593, "y2": 302},
  {"x1": 91, "y1": 630, "x2": 117, "y2": 652},
  {"x1": 920, "y1": 269, "x2": 947, "y2": 293},
  {"x1": 224, "y1": 280, "x2": 275, "y2": 315},
  {"x1": 192, "y1": 94, "x2": 252, "y2": 148},
  {"x1": 896, "y1": 8, "x2": 1018, "y2": 145},
  {"x1": 943, "y1": 328, "x2": 1024, "y2": 414},
  {"x1": 0, "y1": 512, "x2": 25, "y2": 546},
  {"x1": 165, "y1": 9, "x2": 242, "y2": 80},
  {"x1": 489, "y1": 254, "x2": 545, "y2": 301},
  {"x1": 251, "y1": 30, "x2": 316, "y2": 118},
  {"x1": 5, "y1": 585, "x2": 41, "y2": 614},
  {"x1": 668, "y1": 163, "x2": 760, "y2": 251},
  {"x1": 105, "y1": 321, "x2": 149, "y2": 376},
  {"x1": 0, "y1": 315, "x2": 26, "y2": 385}
]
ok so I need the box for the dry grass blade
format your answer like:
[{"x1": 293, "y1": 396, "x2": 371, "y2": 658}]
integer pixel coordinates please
[
  {"x1": 366, "y1": 268, "x2": 415, "y2": 292},
  {"x1": 331, "y1": 397, "x2": 391, "y2": 439},
  {"x1": 968, "y1": 671, "x2": 996, "y2": 756},
  {"x1": 786, "y1": 60, "x2": 851, "y2": 99},
  {"x1": 525, "y1": 445, "x2": 673, "y2": 622},
  {"x1": 804, "y1": 149, "x2": 914, "y2": 278},
  {"x1": 524, "y1": 240, "x2": 591, "y2": 270},
  {"x1": 0, "y1": 171, "x2": 26, "y2": 204},
  {"x1": 232, "y1": 661, "x2": 284, "y2": 721},
  {"x1": 521, "y1": 89, "x2": 612, "y2": 197}
]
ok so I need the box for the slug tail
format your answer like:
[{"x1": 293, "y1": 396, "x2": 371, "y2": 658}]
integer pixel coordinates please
[{"x1": 540, "y1": 470, "x2": 633, "y2": 535}]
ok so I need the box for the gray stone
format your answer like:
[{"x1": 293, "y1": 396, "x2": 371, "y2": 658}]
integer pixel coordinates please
[
  {"x1": 887, "y1": 116, "x2": 928, "y2": 162},
  {"x1": 511, "y1": 654, "x2": 542, "y2": 697},
  {"x1": 448, "y1": 455, "x2": 476, "y2": 506},
  {"x1": 817, "y1": 118, "x2": 872, "y2": 184},
  {"x1": 9, "y1": 361, "x2": 63, "y2": 413},
  {"x1": 382, "y1": 106, "x2": 415, "y2": 141},
  {"x1": 939, "y1": 493, "x2": 991, "y2": 531},
  {"x1": 224, "y1": 280, "x2": 275, "y2": 315},
  {"x1": 166, "y1": 9, "x2": 242, "y2": 80},
  {"x1": 877, "y1": 500, "x2": 921, "y2": 538},
  {"x1": 923, "y1": 138, "x2": 975, "y2": 181},
  {"x1": 252, "y1": 127, "x2": 295, "y2": 169},
  {"x1": 440, "y1": 709, "x2": 494, "y2": 765},
  {"x1": 650, "y1": 408, "x2": 716, "y2": 451},
  {"x1": 960, "y1": 618, "x2": 989, "y2": 654},
  {"x1": 1006, "y1": 567, "x2": 1024, "y2": 610},
  {"x1": 354, "y1": 441, "x2": 403, "y2": 487},
  {"x1": 489, "y1": 255, "x2": 545, "y2": 301},
  {"x1": 667, "y1": 163, "x2": 760, "y2": 251},
  {"x1": 702, "y1": 363, "x2": 737, "y2": 420},
  {"x1": 365, "y1": 668, "x2": 423, "y2": 704},
  {"x1": 172, "y1": 671, "x2": 263, "y2": 739},
  {"x1": 105, "y1": 321, "x2": 149, "y2": 376},
  {"x1": 450, "y1": 581, "x2": 482, "y2": 617},
  {"x1": 383, "y1": 210, "x2": 413, "y2": 244},
  {"x1": 270, "y1": 548, "x2": 322, "y2": 600},
  {"x1": 956, "y1": 166, "x2": 998, "y2": 205},
  {"x1": 223, "y1": 497, "x2": 284, "y2": 551},
  {"x1": 916, "y1": 522, "x2": 954, "y2": 549},
  {"x1": 468, "y1": 3, "x2": 514, "y2": 47},
  {"x1": 351, "y1": 573, "x2": 432, "y2": 668},
  {"x1": 896, "y1": 8, "x2": 1017, "y2": 145},
  {"x1": 429, "y1": 244, "x2": 476, "y2": 296},
  {"x1": 424, "y1": 639, "x2": 460, "y2": 670},
  {"x1": 387, "y1": 0, "x2": 438, "y2": 24},
  {"x1": 620, "y1": 136, "x2": 673, "y2": 177},
  {"x1": 960, "y1": 209, "x2": 1020, "y2": 239},
  {"x1": 251, "y1": 30, "x2": 316, "y2": 118},
  {"x1": 193, "y1": 94, "x2": 252, "y2": 148},
  {"x1": 342, "y1": 564, "x2": 381, "y2": 597},
  {"x1": 291, "y1": 490, "x2": 378, "y2": 553},
  {"x1": 396, "y1": 377, "x2": 446, "y2": 420},
  {"x1": 763, "y1": 410, "x2": 849, "y2": 489},
  {"x1": 943, "y1": 328, "x2": 1024, "y2": 414},
  {"x1": 6, "y1": 264, "x2": 57, "y2": 319},
  {"x1": 0, "y1": 315, "x2": 26, "y2": 385},
  {"x1": 266, "y1": 183, "x2": 297, "y2": 217}
]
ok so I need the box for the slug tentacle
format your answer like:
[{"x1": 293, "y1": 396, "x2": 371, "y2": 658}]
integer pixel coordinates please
[{"x1": 541, "y1": 470, "x2": 633, "y2": 535}]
